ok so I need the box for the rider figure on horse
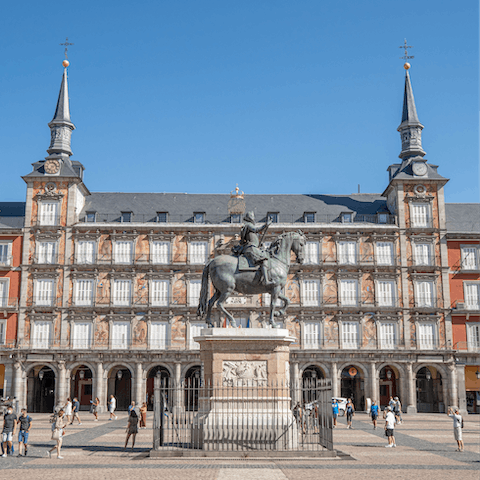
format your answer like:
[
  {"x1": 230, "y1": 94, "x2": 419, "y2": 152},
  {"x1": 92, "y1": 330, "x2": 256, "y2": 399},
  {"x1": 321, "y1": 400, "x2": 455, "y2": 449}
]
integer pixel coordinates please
[{"x1": 236, "y1": 211, "x2": 273, "y2": 286}]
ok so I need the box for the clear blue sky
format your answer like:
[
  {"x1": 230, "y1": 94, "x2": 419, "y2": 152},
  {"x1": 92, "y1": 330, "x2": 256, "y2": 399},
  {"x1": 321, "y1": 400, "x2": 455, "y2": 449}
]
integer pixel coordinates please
[{"x1": 0, "y1": 1, "x2": 478, "y2": 203}]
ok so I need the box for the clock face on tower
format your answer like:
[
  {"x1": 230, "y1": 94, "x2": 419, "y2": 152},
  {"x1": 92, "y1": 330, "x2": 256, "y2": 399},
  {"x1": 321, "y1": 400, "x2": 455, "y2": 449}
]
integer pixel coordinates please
[
  {"x1": 412, "y1": 161, "x2": 427, "y2": 176},
  {"x1": 44, "y1": 159, "x2": 60, "y2": 175}
]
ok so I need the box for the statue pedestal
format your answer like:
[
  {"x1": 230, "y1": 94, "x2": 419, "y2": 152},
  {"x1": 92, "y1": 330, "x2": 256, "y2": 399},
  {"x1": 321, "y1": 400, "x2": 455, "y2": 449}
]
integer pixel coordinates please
[{"x1": 194, "y1": 328, "x2": 299, "y2": 451}]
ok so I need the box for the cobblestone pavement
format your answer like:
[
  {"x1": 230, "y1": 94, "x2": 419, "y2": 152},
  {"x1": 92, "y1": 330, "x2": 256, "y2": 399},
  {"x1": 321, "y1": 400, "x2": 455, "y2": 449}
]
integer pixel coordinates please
[{"x1": 0, "y1": 412, "x2": 478, "y2": 480}]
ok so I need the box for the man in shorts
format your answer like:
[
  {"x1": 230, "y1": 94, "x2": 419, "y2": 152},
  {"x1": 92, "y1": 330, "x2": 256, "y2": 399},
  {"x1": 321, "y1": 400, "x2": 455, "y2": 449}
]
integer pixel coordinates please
[
  {"x1": 384, "y1": 406, "x2": 396, "y2": 448},
  {"x1": 448, "y1": 407, "x2": 464, "y2": 452},
  {"x1": 332, "y1": 399, "x2": 339, "y2": 428},
  {"x1": 1, "y1": 406, "x2": 17, "y2": 457},
  {"x1": 370, "y1": 400, "x2": 379, "y2": 430},
  {"x1": 16, "y1": 408, "x2": 32, "y2": 456},
  {"x1": 109, "y1": 395, "x2": 117, "y2": 420},
  {"x1": 70, "y1": 397, "x2": 82, "y2": 425}
]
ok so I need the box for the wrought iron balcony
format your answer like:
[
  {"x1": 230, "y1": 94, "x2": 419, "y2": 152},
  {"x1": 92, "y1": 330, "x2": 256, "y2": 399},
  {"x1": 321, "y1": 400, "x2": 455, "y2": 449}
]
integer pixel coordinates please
[{"x1": 0, "y1": 298, "x2": 19, "y2": 310}]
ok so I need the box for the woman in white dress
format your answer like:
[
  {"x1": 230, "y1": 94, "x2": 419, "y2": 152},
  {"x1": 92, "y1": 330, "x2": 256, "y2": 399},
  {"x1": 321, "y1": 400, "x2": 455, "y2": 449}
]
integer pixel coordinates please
[{"x1": 64, "y1": 398, "x2": 73, "y2": 424}]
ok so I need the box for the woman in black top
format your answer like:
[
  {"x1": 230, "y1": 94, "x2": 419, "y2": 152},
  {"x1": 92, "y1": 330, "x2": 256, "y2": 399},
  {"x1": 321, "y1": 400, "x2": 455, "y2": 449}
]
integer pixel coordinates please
[
  {"x1": 346, "y1": 398, "x2": 355, "y2": 429},
  {"x1": 124, "y1": 410, "x2": 139, "y2": 450}
]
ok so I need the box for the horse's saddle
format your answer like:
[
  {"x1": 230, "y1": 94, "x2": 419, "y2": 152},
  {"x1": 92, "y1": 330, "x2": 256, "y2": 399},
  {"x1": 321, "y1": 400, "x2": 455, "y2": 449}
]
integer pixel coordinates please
[{"x1": 237, "y1": 255, "x2": 258, "y2": 271}]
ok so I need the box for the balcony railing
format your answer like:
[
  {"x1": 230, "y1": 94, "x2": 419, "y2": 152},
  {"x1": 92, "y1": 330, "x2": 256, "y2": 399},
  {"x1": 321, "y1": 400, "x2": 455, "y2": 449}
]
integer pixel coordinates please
[
  {"x1": 0, "y1": 298, "x2": 19, "y2": 309},
  {"x1": 301, "y1": 295, "x2": 400, "y2": 309},
  {"x1": 453, "y1": 341, "x2": 480, "y2": 352},
  {"x1": 74, "y1": 253, "x2": 214, "y2": 266},
  {"x1": 34, "y1": 216, "x2": 62, "y2": 227},
  {"x1": 0, "y1": 255, "x2": 13, "y2": 268},
  {"x1": 32, "y1": 254, "x2": 66, "y2": 265},
  {"x1": 407, "y1": 219, "x2": 435, "y2": 229},
  {"x1": 407, "y1": 255, "x2": 441, "y2": 268},
  {"x1": 78, "y1": 213, "x2": 397, "y2": 225},
  {"x1": 27, "y1": 297, "x2": 62, "y2": 308}
]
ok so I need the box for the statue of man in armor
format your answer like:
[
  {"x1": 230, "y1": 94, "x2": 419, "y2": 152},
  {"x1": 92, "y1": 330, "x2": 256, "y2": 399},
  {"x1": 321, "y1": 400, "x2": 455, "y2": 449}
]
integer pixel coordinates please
[{"x1": 239, "y1": 211, "x2": 273, "y2": 285}]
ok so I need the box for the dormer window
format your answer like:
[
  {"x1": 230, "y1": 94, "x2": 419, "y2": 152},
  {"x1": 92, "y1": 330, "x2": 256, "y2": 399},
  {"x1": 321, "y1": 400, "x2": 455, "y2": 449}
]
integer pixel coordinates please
[
  {"x1": 156, "y1": 212, "x2": 168, "y2": 223},
  {"x1": 341, "y1": 213, "x2": 353, "y2": 223},
  {"x1": 304, "y1": 212, "x2": 315, "y2": 223},
  {"x1": 267, "y1": 212, "x2": 278, "y2": 223},
  {"x1": 121, "y1": 212, "x2": 132, "y2": 223},
  {"x1": 86, "y1": 211, "x2": 96, "y2": 223},
  {"x1": 230, "y1": 214, "x2": 241, "y2": 223},
  {"x1": 194, "y1": 212, "x2": 205, "y2": 224},
  {"x1": 378, "y1": 213, "x2": 388, "y2": 224}
]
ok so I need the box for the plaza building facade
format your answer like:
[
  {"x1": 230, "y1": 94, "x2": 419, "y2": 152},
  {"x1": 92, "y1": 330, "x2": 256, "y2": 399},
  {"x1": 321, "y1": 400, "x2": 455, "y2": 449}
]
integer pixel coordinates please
[{"x1": 1, "y1": 62, "x2": 479, "y2": 414}]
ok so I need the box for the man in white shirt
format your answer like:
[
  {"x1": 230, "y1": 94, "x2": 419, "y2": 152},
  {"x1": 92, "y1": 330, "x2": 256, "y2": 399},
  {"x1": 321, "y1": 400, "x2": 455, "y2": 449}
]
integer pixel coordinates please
[
  {"x1": 447, "y1": 407, "x2": 464, "y2": 452},
  {"x1": 109, "y1": 395, "x2": 117, "y2": 420},
  {"x1": 384, "y1": 406, "x2": 396, "y2": 448}
]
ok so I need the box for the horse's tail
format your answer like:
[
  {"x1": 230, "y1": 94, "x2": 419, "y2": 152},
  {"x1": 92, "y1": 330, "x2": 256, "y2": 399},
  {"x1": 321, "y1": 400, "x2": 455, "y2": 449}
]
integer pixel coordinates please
[{"x1": 196, "y1": 260, "x2": 211, "y2": 317}]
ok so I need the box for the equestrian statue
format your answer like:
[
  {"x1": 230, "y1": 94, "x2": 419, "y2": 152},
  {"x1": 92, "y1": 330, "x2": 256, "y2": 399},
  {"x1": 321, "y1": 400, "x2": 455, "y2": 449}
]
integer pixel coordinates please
[{"x1": 197, "y1": 211, "x2": 306, "y2": 328}]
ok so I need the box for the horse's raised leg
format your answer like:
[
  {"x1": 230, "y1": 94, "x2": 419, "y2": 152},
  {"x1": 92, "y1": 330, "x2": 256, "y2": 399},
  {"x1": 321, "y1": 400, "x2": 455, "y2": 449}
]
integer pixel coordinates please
[
  {"x1": 217, "y1": 290, "x2": 236, "y2": 327},
  {"x1": 269, "y1": 286, "x2": 283, "y2": 328},
  {"x1": 206, "y1": 289, "x2": 220, "y2": 328},
  {"x1": 274, "y1": 292, "x2": 290, "y2": 317}
]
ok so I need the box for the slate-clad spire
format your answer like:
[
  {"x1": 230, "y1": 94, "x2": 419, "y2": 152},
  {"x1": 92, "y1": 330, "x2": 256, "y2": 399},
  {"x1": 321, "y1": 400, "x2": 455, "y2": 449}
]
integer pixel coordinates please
[
  {"x1": 46, "y1": 66, "x2": 75, "y2": 159},
  {"x1": 397, "y1": 67, "x2": 425, "y2": 160}
]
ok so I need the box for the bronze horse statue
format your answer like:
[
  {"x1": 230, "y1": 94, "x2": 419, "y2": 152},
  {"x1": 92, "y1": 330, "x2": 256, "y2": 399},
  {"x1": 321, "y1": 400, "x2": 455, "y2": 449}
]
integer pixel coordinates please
[{"x1": 197, "y1": 231, "x2": 306, "y2": 328}]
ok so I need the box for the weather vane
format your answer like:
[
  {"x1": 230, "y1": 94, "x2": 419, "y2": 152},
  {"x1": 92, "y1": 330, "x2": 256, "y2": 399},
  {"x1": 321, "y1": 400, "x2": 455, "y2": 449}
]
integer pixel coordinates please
[
  {"x1": 60, "y1": 37, "x2": 74, "y2": 60},
  {"x1": 399, "y1": 39, "x2": 414, "y2": 61}
]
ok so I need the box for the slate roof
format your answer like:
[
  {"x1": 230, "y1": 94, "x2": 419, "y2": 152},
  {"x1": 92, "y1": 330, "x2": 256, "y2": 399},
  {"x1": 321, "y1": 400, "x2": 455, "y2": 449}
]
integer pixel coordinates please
[
  {"x1": 23, "y1": 159, "x2": 84, "y2": 179},
  {"x1": 0, "y1": 202, "x2": 25, "y2": 229},
  {"x1": 445, "y1": 204, "x2": 480, "y2": 234}
]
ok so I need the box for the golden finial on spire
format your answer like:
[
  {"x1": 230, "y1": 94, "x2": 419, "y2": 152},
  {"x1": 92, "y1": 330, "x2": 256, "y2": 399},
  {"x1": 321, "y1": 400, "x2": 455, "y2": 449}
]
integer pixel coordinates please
[
  {"x1": 230, "y1": 184, "x2": 244, "y2": 199},
  {"x1": 60, "y1": 37, "x2": 74, "y2": 68}
]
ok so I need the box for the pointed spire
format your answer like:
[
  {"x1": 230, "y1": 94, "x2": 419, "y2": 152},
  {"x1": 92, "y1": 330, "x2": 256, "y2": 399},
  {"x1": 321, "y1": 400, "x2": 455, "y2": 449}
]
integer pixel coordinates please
[
  {"x1": 46, "y1": 64, "x2": 75, "y2": 159},
  {"x1": 397, "y1": 66, "x2": 425, "y2": 160}
]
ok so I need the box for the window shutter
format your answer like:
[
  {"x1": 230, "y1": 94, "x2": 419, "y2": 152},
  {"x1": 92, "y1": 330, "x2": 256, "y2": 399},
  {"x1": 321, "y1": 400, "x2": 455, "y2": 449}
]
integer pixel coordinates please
[
  {"x1": 305, "y1": 322, "x2": 320, "y2": 349},
  {"x1": 73, "y1": 322, "x2": 91, "y2": 349},
  {"x1": 415, "y1": 244, "x2": 430, "y2": 266},
  {"x1": 377, "y1": 242, "x2": 393, "y2": 265},
  {"x1": 152, "y1": 241, "x2": 169, "y2": 264},
  {"x1": 34, "y1": 321, "x2": 51, "y2": 349},
  {"x1": 190, "y1": 323, "x2": 205, "y2": 349},
  {"x1": 37, "y1": 279, "x2": 53, "y2": 306},
  {"x1": 465, "y1": 284, "x2": 480, "y2": 310},
  {"x1": 462, "y1": 248, "x2": 477, "y2": 270},
  {"x1": 112, "y1": 322, "x2": 129, "y2": 349},
  {"x1": 78, "y1": 241, "x2": 95, "y2": 264},
  {"x1": 150, "y1": 322, "x2": 167, "y2": 349},
  {"x1": 115, "y1": 241, "x2": 133, "y2": 264},
  {"x1": 378, "y1": 281, "x2": 394, "y2": 307},
  {"x1": 380, "y1": 323, "x2": 395, "y2": 348},
  {"x1": 114, "y1": 280, "x2": 131, "y2": 306},
  {"x1": 419, "y1": 323, "x2": 435, "y2": 349},
  {"x1": 76, "y1": 280, "x2": 93, "y2": 306},
  {"x1": 302, "y1": 280, "x2": 319, "y2": 306},
  {"x1": 305, "y1": 242, "x2": 319, "y2": 264},
  {"x1": 0, "y1": 321, "x2": 5, "y2": 345},
  {"x1": 0, "y1": 281, "x2": 6, "y2": 307},
  {"x1": 152, "y1": 280, "x2": 169, "y2": 306},
  {"x1": 40, "y1": 202, "x2": 58, "y2": 226},
  {"x1": 343, "y1": 322, "x2": 359, "y2": 348},
  {"x1": 0, "y1": 244, "x2": 8, "y2": 265},
  {"x1": 468, "y1": 324, "x2": 480, "y2": 349},
  {"x1": 412, "y1": 204, "x2": 428, "y2": 227},
  {"x1": 189, "y1": 280, "x2": 202, "y2": 306},
  {"x1": 190, "y1": 242, "x2": 207, "y2": 264},
  {"x1": 416, "y1": 281, "x2": 433, "y2": 307},
  {"x1": 340, "y1": 280, "x2": 357, "y2": 306}
]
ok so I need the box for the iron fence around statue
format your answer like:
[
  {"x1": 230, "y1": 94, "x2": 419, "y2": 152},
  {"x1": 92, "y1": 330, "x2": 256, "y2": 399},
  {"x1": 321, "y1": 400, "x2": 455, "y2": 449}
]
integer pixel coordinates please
[{"x1": 152, "y1": 377, "x2": 333, "y2": 454}]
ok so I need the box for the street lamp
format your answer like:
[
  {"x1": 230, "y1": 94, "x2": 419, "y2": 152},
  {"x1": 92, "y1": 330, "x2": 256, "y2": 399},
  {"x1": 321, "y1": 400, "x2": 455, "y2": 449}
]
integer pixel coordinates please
[
  {"x1": 476, "y1": 368, "x2": 480, "y2": 380},
  {"x1": 38, "y1": 370, "x2": 44, "y2": 381},
  {"x1": 79, "y1": 370, "x2": 85, "y2": 380},
  {"x1": 386, "y1": 370, "x2": 392, "y2": 380},
  {"x1": 117, "y1": 370, "x2": 123, "y2": 380},
  {"x1": 426, "y1": 370, "x2": 431, "y2": 381}
]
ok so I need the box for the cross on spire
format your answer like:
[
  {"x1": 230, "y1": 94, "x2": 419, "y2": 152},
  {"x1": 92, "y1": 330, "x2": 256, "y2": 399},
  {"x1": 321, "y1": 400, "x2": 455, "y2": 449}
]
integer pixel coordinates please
[
  {"x1": 60, "y1": 37, "x2": 74, "y2": 59},
  {"x1": 399, "y1": 38, "x2": 414, "y2": 61}
]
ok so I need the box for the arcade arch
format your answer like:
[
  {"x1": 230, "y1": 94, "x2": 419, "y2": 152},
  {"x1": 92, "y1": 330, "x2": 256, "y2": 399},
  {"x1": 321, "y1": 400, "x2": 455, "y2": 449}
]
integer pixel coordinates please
[{"x1": 27, "y1": 365, "x2": 56, "y2": 413}]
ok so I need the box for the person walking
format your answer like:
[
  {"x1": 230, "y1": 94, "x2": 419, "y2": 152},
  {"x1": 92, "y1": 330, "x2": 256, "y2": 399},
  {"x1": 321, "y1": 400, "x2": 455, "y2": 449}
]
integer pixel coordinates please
[
  {"x1": 346, "y1": 398, "x2": 355, "y2": 429},
  {"x1": 1, "y1": 405, "x2": 17, "y2": 457},
  {"x1": 139, "y1": 402, "x2": 147, "y2": 429},
  {"x1": 70, "y1": 397, "x2": 82, "y2": 425},
  {"x1": 47, "y1": 409, "x2": 67, "y2": 459},
  {"x1": 91, "y1": 397, "x2": 100, "y2": 421},
  {"x1": 124, "y1": 410, "x2": 139, "y2": 451},
  {"x1": 384, "y1": 406, "x2": 396, "y2": 448},
  {"x1": 332, "y1": 399, "x2": 339, "y2": 428},
  {"x1": 64, "y1": 398, "x2": 72, "y2": 424},
  {"x1": 394, "y1": 397, "x2": 403, "y2": 424},
  {"x1": 371, "y1": 400, "x2": 379, "y2": 430},
  {"x1": 109, "y1": 395, "x2": 117, "y2": 420},
  {"x1": 128, "y1": 400, "x2": 136, "y2": 414},
  {"x1": 447, "y1": 407, "x2": 464, "y2": 452},
  {"x1": 16, "y1": 408, "x2": 32, "y2": 456}
]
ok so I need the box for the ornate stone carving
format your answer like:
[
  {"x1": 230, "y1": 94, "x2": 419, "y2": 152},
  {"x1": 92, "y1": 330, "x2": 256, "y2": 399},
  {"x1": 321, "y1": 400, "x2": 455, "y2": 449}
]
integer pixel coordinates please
[{"x1": 222, "y1": 360, "x2": 267, "y2": 386}]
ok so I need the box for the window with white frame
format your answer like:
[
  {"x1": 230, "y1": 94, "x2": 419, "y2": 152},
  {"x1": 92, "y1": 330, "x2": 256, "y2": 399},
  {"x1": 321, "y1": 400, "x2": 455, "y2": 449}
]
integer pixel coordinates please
[
  {"x1": 75, "y1": 279, "x2": 94, "y2": 306},
  {"x1": 461, "y1": 246, "x2": 479, "y2": 270},
  {"x1": 342, "y1": 321, "x2": 359, "y2": 349},
  {"x1": 379, "y1": 322, "x2": 396, "y2": 349},
  {"x1": 414, "y1": 243, "x2": 432, "y2": 266},
  {"x1": 418, "y1": 322, "x2": 436, "y2": 349},
  {"x1": 302, "y1": 279, "x2": 321, "y2": 306},
  {"x1": 466, "y1": 323, "x2": 480, "y2": 350},
  {"x1": 114, "y1": 241, "x2": 134, "y2": 264},
  {"x1": 304, "y1": 242, "x2": 320, "y2": 264},
  {"x1": 112, "y1": 321, "x2": 130, "y2": 349},
  {"x1": 113, "y1": 279, "x2": 131, "y2": 306},
  {"x1": 338, "y1": 241, "x2": 356, "y2": 265},
  {"x1": 35, "y1": 279, "x2": 54, "y2": 306},
  {"x1": 151, "y1": 241, "x2": 170, "y2": 264},
  {"x1": 377, "y1": 280, "x2": 395, "y2": 307},
  {"x1": 415, "y1": 280, "x2": 435, "y2": 307},
  {"x1": 304, "y1": 321, "x2": 321, "y2": 349},
  {"x1": 151, "y1": 279, "x2": 169, "y2": 307},
  {"x1": 77, "y1": 240, "x2": 95, "y2": 264},
  {"x1": 411, "y1": 203, "x2": 430, "y2": 228},
  {"x1": 188, "y1": 280, "x2": 202, "y2": 307},
  {"x1": 39, "y1": 202, "x2": 59, "y2": 226},
  {"x1": 38, "y1": 241, "x2": 57, "y2": 264},
  {"x1": 189, "y1": 241, "x2": 208, "y2": 264},
  {"x1": 376, "y1": 242, "x2": 394, "y2": 266},
  {"x1": 150, "y1": 321, "x2": 168, "y2": 349},
  {"x1": 464, "y1": 283, "x2": 480, "y2": 310},
  {"x1": 340, "y1": 279, "x2": 357, "y2": 306},
  {"x1": 189, "y1": 322, "x2": 205, "y2": 349},
  {"x1": 0, "y1": 319, "x2": 5, "y2": 345},
  {"x1": 0, "y1": 242, "x2": 12, "y2": 266},
  {"x1": 0, "y1": 279, "x2": 8, "y2": 307},
  {"x1": 32, "y1": 321, "x2": 51, "y2": 349},
  {"x1": 72, "y1": 322, "x2": 92, "y2": 349}
]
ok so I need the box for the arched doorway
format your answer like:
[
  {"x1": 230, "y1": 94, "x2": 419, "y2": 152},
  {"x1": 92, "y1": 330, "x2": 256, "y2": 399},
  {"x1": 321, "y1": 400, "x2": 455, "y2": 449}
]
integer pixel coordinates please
[
  {"x1": 185, "y1": 366, "x2": 201, "y2": 412},
  {"x1": 27, "y1": 366, "x2": 55, "y2": 413},
  {"x1": 302, "y1": 365, "x2": 325, "y2": 404},
  {"x1": 416, "y1": 366, "x2": 444, "y2": 413},
  {"x1": 70, "y1": 365, "x2": 94, "y2": 410},
  {"x1": 379, "y1": 366, "x2": 400, "y2": 408},
  {"x1": 147, "y1": 366, "x2": 170, "y2": 411},
  {"x1": 341, "y1": 365, "x2": 365, "y2": 411},
  {"x1": 108, "y1": 366, "x2": 132, "y2": 411}
]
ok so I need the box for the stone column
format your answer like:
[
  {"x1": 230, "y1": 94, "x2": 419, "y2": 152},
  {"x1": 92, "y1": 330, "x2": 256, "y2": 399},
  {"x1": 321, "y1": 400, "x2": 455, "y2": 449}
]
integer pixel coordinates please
[
  {"x1": 96, "y1": 363, "x2": 105, "y2": 413},
  {"x1": 13, "y1": 361, "x2": 23, "y2": 411},
  {"x1": 406, "y1": 362, "x2": 417, "y2": 414},
  {"x1": 331, "y1": 362, "x2": 339, "y2": 398},
  {"x1": 173, "y1": 362, "x2": 183, "y2": 416},
  {"x1": 292, "y1": 361, "x2": 300, "y2": 405},
  {"x1": 57, "y1": 361, "x2": 66, "y2": 408},
  {"x1": 135, "y1": 362, "x2": 144, "y2": 405},
  {"x1": 369, "y1": 362, "x2": 377, "y2": 405},
  {"x1": 456, "y1": 364, "x2": 467, "y2": 415}
]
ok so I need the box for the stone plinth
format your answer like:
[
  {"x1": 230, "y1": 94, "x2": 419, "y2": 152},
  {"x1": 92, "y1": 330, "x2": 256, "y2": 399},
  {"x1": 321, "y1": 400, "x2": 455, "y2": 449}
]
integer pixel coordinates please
[{"x1": 193, "y1": 328, "x2": 298, "y2": 451}]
